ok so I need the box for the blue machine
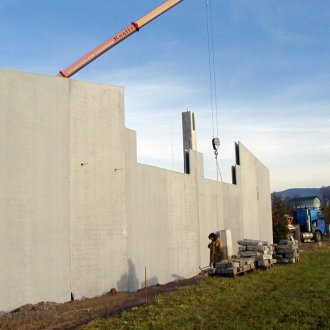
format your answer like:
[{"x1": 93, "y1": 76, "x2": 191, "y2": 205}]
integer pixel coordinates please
[{"x1": 294, "y1": 208, "x2": 327, "y2": 242}]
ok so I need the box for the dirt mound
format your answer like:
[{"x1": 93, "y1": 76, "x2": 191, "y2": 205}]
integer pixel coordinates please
[{"x1": 0, "y1": 275, "x2": 203, "y2": 330}]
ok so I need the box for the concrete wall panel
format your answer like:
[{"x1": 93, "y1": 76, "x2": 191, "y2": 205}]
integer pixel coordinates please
[
  {"x1": 126, "y1": 164, "x2": 170, "y2": 290},
  {"x1": 237, "y1": 142, "x2": 273, "y2": 245},
  {"x1": 0, "y1": 69, "x2": 70, "y2": 312},
  {"x1": 69, "y1": 80, "x2": 128, "y2": 299},
  {"x1": 167, "y1": 172, "x2": 200, "y2": 280},
  {"x1": 256, "y1": 159, "x2": 273, "y2": 243}
]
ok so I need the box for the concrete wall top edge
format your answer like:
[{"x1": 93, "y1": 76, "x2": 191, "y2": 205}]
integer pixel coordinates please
[
  {"x1": 202, "y1": 177, "x2": 240, "y2": 188},
  {"x1": 68, "y1": 77, "x2": 124, "y2": 92},
  {"x1": 0, "y1": 67, "x2": 124, "y2": 90},
  {"x1": 237, "y1": 141, "x2": 269, "y2": 172},
  {"x1": 136, "y1": 162, "x2": 185, "y2": 176},
  {"x1": 0, "y1": 67, "x2": 65, "y2": 83}
]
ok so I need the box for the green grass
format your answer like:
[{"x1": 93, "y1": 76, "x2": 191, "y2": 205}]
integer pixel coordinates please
[{"x1": 81, "y1": 249, "x2": 330, "y2": 330}]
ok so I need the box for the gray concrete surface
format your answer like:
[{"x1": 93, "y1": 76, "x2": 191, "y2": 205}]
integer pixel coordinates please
[
  {"x1": 0, "y1": 68, "x2": 272, "y2": 312},
  {"x1": 69, "y1": 79, "x2": 129, "y2": 299},
  {"x1": 0, "y1": 69, "x2": 71, "y2": 312}
]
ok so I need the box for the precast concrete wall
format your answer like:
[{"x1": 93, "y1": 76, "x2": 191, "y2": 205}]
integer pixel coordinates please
[
  {"x1": 69, "y1": 80, "x2": 128, "y2": 299},
  {"x1": 236, "y1": 143, "x2": 273, "y2": 243},
  {"x1": 0, "y1": 68, "x2": 272, "y2": 312},
  {"x1": 0, "y1": 70, "x2": 71, "y2": 312}
]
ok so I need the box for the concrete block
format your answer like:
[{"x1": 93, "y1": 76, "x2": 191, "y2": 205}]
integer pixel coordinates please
[
  {"x1": 242, "y1": 263, "x2": 255, "y2": 271},
  {"x1": 216, "y1": 260, "x2": 240, "y2": 269},
  {"x1": 284, "y1": 253, "x2": 297, "y2": 259},
  {"x1": 238, "y1": 239, "x2": 262, "y2": 246},
  {"x1": 276, "y1": 248, "x2": 297, "y2": 254},
  {"x1": 279, "y1": 239, "x2": 297, "y2": 245},
  {"x1": 255, "y1": 254, "x2": 273, "y2": 261},
  {"x1": 239, "y1": 251, "x2": 259, "y2": 257},
  {"x1": 236, "y1": 257, "x2": 255, "y2": 266},
  {"x1": 257, "y1": 259, "x2": 270, "y2": 267},
  {"x1": 221, "y1": 268, "x2": 237, "y2": 275},
  {"x1": 277, "y1": 258, "x2": 296, "y2": 264},
  {"x1": 247, "y1": 245, "x2": 269, "y2": 252}
]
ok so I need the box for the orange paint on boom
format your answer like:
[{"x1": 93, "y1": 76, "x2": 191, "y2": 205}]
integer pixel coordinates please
[{"x1": 59, "y1": 0, "x2": 183, "y2": 78}]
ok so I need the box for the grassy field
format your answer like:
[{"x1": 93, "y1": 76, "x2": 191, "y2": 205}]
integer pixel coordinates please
[{"x1": 82, "y1": 249, "x2": 330, "y2": 330}]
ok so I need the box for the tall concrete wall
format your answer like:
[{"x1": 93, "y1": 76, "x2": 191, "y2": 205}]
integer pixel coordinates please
[
  {"x1": 236, "y1": 143, "x2": 273, "y2": 243},
  {"x1": 69, "y1": 80, "x2": 128, "y2": 298},
  {"x1": 0, "y1": 68, "x2": 272, "y2": 312},
  {"x1": 0, "y1": 70, "x2": 71, "y2": 312}
]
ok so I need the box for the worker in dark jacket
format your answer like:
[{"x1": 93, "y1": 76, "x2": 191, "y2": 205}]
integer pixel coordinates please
[{"x1": 208, "y1": 232, "x2": 223, "y2": 267}]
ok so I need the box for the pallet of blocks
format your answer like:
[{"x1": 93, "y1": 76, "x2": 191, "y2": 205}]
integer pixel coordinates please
[
  {"x1": 275, "y1": 239, "x2": 299, "y2": 263},
  {"x1": 215, "y1": 257, "x2": 255, "y2": 277},
  {"x1": 238, "y1": 239, "x2": 276, "y2": 269}
]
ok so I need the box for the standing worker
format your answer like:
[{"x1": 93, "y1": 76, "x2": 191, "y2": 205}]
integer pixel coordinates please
[{"x1": 208, "y1": 232, "x2": 223, "y2": 267}]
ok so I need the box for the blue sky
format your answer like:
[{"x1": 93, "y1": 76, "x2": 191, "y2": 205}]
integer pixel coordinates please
[{"x1": 1, "y1": 0, "x2": 329, "y2": 191}]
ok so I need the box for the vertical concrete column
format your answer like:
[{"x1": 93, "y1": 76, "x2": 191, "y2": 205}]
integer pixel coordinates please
[
  {"x1": 182, "y1": 111, "x2": 197, "y2": 174},
  {"x1": 219, "y1": 229, "x2": 233, "y2": 259}
]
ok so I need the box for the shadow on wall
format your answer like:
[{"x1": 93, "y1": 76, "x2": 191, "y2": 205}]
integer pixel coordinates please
[
  {"x1": 140, "y1": 276, "x2": 158, "y2": 289},
  {"x1": 117, "y1": 259, "x2": 159, "y2": 292},
  {"x1": 171, "y1": 273, "x2": 186, "y2": 281},
  {"x1": 117, "y1": 259, "x2": 139, "y2": 291}
]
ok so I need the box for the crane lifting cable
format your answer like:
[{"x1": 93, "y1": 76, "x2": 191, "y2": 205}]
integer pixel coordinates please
[{"x1": 205, "y1": 0, "x2": 222, "y2": 181}]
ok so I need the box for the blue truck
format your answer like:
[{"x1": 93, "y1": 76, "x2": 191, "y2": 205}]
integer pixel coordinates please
[{"x1": 294, "y1": 208, "x2": 327, "y2": 242}]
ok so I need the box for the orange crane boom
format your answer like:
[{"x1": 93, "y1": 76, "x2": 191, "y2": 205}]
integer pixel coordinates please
[{"x1": 59, "y1": 0, "x2": 183, "y2": 78}]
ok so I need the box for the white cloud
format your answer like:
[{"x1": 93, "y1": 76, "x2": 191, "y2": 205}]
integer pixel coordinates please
[{"x1": 93, "y1": 60, "x2": 330, "y2": 191}]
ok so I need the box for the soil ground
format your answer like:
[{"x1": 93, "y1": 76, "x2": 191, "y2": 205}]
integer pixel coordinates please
[
  {"x1": 0, "y1": 276, "x2": 203, "y2": 330},
  {"x1": 1, "y1": 239, "x2": 329, "y2": 330}
]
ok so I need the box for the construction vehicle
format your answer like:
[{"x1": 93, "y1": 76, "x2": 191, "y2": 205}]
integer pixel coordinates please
[
  {"x1": 292, "y1": 197, "x2": 327, "y2": 242},
  {"x1": 59, "y1": 0, "x2": 183, "y2": 78}
]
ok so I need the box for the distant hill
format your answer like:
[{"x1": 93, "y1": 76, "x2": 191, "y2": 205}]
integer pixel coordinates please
[{"x1": 277, "y1": 187, "x2": 330, "y2": 200}]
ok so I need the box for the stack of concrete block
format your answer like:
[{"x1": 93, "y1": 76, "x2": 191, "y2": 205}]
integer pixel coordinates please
[
  {"x1": 215, "y1": 258, "x2": 255, "y2": 277},
  {"x1": 215, "y1": 260, "x2": 241, "y2": 276},
  {"x1": 275, "y1": 239, "x2": 299, "y2": 263},
  {"x1": 238, "y1": 239, "x2": 276, "y2": 269}
]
